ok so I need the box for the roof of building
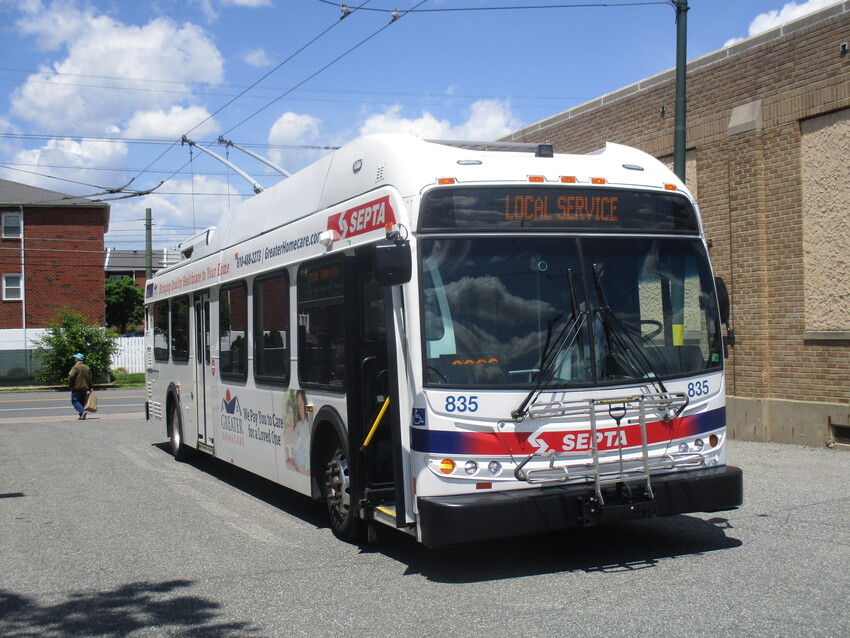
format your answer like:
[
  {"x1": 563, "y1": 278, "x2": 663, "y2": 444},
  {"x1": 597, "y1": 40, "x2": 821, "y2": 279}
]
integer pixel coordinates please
[
  {"x1": 0, "y1": 178, "x2": 110, "y2": 208},
  {"x1": 504, "y1": 1, "x2": 849, "y2": 142},
  {"x1": 105, "y1": 249, "x2": 180, "y2": 273}
]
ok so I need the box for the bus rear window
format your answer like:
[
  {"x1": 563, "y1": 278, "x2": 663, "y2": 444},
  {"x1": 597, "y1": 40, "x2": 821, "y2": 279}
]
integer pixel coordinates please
[{"x1": 420, "y1": 186, "x2": 698, "y2": 233}]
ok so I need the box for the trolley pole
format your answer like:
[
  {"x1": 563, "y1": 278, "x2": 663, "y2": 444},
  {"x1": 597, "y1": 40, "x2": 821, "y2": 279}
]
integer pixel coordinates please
[
  {"x1": 145, "y1": 208, "x2": 152, "y2": 279},
  {"x1": 673, "y1": 0, "x2": 689, "y2": 182}
]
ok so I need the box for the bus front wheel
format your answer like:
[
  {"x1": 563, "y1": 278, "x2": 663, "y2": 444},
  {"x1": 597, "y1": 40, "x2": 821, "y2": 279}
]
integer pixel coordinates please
[
  {"x1": 169, "y1": 403, "x2": 188, "y2": 461},
  {"x1": 323, "y1": 441, "x2": 365, "y2": 543}
]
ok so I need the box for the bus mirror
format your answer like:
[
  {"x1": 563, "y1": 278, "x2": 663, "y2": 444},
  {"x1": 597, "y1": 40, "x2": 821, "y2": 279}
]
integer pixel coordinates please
[
  {"x1": 715, "y1": 276, "x2": 730, "y2": 324},
  {"x1": 373, "y1": 239, "x2": 412, "y2": 286}
]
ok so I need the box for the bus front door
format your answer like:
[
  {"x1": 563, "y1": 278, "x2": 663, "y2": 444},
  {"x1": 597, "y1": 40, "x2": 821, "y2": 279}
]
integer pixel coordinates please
[
  {"x1": 347, "y1": 253, "x2": 399, "y2": 512},
  {"x1": 194, "y1": 292, "x2": 213, "y2": 450}
]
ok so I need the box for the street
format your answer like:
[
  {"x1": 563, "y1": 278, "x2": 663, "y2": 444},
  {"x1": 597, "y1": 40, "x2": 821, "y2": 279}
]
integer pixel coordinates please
[{"x1": 1, "y1": 389, "x2": 849, "y2": 637}]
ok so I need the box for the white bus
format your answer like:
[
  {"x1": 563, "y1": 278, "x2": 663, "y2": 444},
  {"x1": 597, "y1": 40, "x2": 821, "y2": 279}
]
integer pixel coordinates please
[{"x1": 145, "y1": 134, "x2": 742, "y2": 546}]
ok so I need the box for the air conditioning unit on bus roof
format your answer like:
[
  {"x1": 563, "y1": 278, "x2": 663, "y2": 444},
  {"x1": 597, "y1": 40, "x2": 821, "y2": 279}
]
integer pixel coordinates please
[{"x1": 178, "y1": 227, "x2": 216, "y2": 260}]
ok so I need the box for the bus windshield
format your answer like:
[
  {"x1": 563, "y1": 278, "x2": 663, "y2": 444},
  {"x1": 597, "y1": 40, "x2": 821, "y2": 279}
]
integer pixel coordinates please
[{"x1": 420, "y1": 236, "x2": 723, "y2": 388}]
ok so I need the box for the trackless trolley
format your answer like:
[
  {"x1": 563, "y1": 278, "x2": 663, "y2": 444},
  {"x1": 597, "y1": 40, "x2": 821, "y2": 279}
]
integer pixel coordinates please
[{"x1": 145, "y1": 134, "x2": 743, "y2": 546}]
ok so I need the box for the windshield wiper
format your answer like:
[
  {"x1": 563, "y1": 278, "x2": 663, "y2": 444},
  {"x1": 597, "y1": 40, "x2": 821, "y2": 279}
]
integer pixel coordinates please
[
  {"x1": 591, "y1": 263, "x2": 668, "y2": 395},
  {"x1": 512, "y1": 269, "x2": 586, "y2": 421}
]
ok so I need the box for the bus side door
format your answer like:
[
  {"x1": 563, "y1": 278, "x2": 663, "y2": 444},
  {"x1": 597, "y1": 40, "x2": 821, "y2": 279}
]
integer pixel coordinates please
[{"x1": 194, "y1": 291, "x2": 212, "y2": 448}]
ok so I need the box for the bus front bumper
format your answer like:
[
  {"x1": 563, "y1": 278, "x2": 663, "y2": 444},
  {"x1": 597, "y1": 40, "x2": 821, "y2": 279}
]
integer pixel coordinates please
[{"x1": 417, "y1": 465, "x2": 743, "y2": 547}]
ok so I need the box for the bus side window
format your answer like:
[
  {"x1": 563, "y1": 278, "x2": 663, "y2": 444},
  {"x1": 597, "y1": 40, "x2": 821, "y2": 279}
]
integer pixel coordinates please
[
  {"x1": 153, "y1": 300, "x2": 169, "y2": 362},
  {"x1": 171, "y1": 294, "x2": 191, "y2": 362},
  {"x1": 254, "y1": 270, "x2": 289, "y2": 384},
  {"x1": 220, "y1": 282, "x2": 248, "y2": 379},
  {"x1": 297, "y1": 258, "x2": 346, "y2": 391}
]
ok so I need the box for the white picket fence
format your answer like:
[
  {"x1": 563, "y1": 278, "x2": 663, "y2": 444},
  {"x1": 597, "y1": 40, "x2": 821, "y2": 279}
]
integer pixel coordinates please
[{"x1": 112, "y1": 336, "x2": 145, "y2": 374}]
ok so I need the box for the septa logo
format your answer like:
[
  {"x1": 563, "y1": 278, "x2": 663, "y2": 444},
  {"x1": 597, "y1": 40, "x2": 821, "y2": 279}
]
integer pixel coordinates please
[
  {"x1": 530, "y1": 428, "x2": 629, "y2": 454},
  {"x1": 327, "y1": 195, "x2": 396, "y2": 240},
  {"x1": 221, "y1": 389, "x2": 241, "y2": 415}
]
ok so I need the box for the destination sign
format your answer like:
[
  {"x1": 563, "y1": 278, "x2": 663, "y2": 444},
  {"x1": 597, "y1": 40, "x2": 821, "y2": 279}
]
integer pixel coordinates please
[
  {"x1": 420, "y1": 187, "x2": 698, "y2": 233},
  {"x1": 504, "y1": 194, "x2": 620, "y2": 223}
]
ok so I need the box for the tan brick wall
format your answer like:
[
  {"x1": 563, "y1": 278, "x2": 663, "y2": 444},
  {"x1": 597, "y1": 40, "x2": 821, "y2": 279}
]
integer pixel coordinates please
[{"x1": 503, "y1": 4, "x2": 850, "y2": 444}]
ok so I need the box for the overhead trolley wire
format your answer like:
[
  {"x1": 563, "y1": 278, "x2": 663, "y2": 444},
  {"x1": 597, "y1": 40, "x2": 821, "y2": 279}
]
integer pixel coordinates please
[
  {"x1": 128, "y1": 2, "x2": 375, "y2": 192},
  {"x1": 315, "y1": 1, "x2": 668, "y2": 12},
  {"x1": 221, "y1": 0, "x2": 428, "y2": 138}
]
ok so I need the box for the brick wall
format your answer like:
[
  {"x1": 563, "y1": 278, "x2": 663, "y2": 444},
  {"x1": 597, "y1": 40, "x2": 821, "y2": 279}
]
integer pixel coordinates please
[
  {"x1": 503, "y1": 4, "x2": 850, "y2": 445},
  {"x1": 0, "y1": 206, "x2": 107, "y2": 329}
]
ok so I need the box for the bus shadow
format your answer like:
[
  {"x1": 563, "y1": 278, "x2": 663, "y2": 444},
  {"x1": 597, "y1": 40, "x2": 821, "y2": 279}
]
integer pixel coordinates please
[
  {"x1": 152, "y1": 442, "x2": 741, "y2": 583},
  {"x1": 375, "y1": 514, "x2": 741, "y2": 583},
  {"x1": 153, "y1": 442, "x2": 329, "y2": 529}
]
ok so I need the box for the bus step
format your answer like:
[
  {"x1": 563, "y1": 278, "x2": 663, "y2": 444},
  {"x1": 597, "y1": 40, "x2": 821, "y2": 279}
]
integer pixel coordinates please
[
  {"x1": 197, "y1": 441, "x2": 214, "y2": 455},
  {"x1": 373, "y1": 504, "x2": 397, "y2": 527},
  {"x1": 363, "y1": 486, "x2": 395, "y2": 505}
]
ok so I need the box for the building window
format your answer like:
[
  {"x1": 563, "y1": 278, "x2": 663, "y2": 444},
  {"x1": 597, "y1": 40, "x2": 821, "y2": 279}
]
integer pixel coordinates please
[
  {"x1": 1, "y1": 213, "x2": 22, "y2": 239},
  {"x1": 2, "y1": 274, "x2": 22, "y2": 300}
]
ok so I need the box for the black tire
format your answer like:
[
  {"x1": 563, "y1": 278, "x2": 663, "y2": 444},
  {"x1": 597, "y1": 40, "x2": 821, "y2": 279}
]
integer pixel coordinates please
[
  {"x1": 169, "y1": 403, "x2": 188, "y2": 461},
  {"x1": 322, "y1": 440, "x2": 365, "y2": 543}
]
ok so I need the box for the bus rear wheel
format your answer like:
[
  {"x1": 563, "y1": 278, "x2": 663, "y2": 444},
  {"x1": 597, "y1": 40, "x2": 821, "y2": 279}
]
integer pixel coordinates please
[{"x1": 323, "y1": 442, "x2": 365, "y2": 543}]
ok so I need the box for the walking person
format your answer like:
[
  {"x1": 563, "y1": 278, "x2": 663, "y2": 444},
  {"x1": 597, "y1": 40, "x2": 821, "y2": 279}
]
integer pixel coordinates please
[{"x1": 69, "y1": 353, "x2": 93, "y2": 419}]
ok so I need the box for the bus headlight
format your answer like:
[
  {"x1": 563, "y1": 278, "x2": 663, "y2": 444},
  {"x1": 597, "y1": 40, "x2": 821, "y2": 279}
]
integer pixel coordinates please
[
  {"x1": 464, "y1": 460, "x2": 479, "y2": 476},
  {"x1": 488, "y1": 461, "x2": 502, "y2": 476}
]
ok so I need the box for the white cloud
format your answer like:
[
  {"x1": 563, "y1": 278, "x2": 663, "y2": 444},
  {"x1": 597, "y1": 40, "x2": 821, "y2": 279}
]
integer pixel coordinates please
[
  {"x1": 7, "y1": 137, "x2": 129, "y2": 192},
  {"x1": 190, "y1": 0, "x2": 272, "y2": 22},
  {"x1": 267, "y1": 111, "x2": 323, "y2": 171},
  {"x1": 357, "y1": 99, "x2": 522, "y2": 142},
  {"x1": 222, "y1": 0, "x2": 272, "y2": 6},
  {"x1": 12, "y1": 0, "x2": 94, "y2": 50},
  {"x1": 724, "y1": 0, "x2": 837, "y2": 47},
  {"x1": 10, "y1": 6, "x2": 224, "y2": 135},
  {"x1": 125, "y1": 106, "x2": 219, "y2": 139},
  {"x1": 243, "y1": 48, "x2": 272, "y2": 68},
  {"x1": 106, "y1": 176, "x2": 246, "y2": 250}
]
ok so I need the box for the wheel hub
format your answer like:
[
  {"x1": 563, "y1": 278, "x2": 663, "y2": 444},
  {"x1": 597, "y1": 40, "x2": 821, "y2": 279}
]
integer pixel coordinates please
[{"x1": 325, "y1": 450, "x2": 351, "y2": 520}]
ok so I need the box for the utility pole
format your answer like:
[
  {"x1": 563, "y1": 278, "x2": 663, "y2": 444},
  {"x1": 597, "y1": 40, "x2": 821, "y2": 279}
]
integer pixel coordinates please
[
  {"x1": 673, "y1": 0, "x2": 689, "y2": 182},
  {"x1": 145, "y1": 208, "x2": 152, "y2": 279}
]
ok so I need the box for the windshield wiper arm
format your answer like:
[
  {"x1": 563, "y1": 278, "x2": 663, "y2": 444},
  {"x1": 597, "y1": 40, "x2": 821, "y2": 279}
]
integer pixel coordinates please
[
  {"x1": 591, "y1": 263, "x2": 668, "y2": 394},
  {"x1": 512, "y1": 269, "x2": 585, "y2": 421}
]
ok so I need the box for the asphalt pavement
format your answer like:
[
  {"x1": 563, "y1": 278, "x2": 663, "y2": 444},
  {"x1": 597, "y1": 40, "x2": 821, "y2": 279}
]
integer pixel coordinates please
[{"x1": 1, "y1": 390, "x2": 848, "y2": 637}]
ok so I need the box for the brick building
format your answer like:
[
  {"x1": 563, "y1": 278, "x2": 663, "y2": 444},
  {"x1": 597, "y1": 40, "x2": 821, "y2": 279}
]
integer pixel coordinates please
[
  {"x1": 105, "y1": 248, "x2": 180, "y2": 287},
  {"x1": 0, "y1": 179, "x2": 110, "y2": 350},
  {"x1": 502, "y1": 2, "x2": 850, "y2": 447}
]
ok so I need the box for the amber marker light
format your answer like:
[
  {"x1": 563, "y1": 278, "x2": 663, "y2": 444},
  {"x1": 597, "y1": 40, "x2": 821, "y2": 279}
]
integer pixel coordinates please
[
  {"x1": 560, "y1": 176, "x2": 577, "y2": 183},
  {"x1": 664, "y1": 183, "x2": 678, "y2": 191},
  {"x1": 437, "y1": 177, "x2": 456, "y2": 185},
  {"x1": 591, "y1": 177, "x2": 607, "y2": 185},
  {"x1": 709, "y1": 434, "x2": 719, "y2": 447},
  {"x1": 528, "y1": 175, "x2": 545, "y2": 183},
  {"x1": 439, "y1": 459, "x2": 456, "y2": 474}
]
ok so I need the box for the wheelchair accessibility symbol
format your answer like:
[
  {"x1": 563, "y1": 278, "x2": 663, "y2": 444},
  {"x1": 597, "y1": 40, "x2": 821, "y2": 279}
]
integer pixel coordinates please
[{"x1": 412, "y1": 408, "x2": 426, "y2": 426}]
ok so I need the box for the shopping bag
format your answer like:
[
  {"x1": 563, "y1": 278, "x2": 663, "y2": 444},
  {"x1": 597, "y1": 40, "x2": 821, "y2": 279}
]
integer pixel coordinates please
[{"x1": 85, "y1": 392, "x2": 98, "y2": 413}]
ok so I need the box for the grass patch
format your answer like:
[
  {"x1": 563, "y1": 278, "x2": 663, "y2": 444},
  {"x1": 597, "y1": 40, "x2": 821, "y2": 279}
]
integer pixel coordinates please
[{"x1": 113, "y1": 372, "x2": 145, "y2": 388}]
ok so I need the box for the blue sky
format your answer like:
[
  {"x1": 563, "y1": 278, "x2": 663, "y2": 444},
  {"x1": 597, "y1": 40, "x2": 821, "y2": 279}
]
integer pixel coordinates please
[{"x1": 0, "y1": 0, "x2": 839, "y2": 250}]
